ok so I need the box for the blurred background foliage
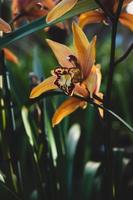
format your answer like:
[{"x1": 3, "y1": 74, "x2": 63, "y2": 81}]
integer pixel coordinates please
[{"x1": 0, "y1": 0, "x2": 133, "y2": 200}]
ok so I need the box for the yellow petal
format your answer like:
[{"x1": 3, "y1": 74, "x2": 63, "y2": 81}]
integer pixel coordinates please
[
  {"x1": 94, "y1": 92, "x2": 104, "y2": 118},
  {"x1": 72, "y1": 22, "x2": 96, "y2": 78},
  {"x1": 30, "y1": 76, "x2": 58, "y2": 99},
  {"x1": 94, "y1": 64, "x2": 102, "y2": 94},
  {"x1": 46, "y1": 39, "x2": 74, "y2": 68},
  {"x1": 0, "y1": 18, "x2": 11, "y2": 33},
  {"x1": 46, "y1": 0, "x2": 78, "y2": 23},
  {"x1": 84, "y1": 64, "x2": 101, "y2": 98},
  {"x1": 84, "y1": 36, "x2": 97, "y2": 78},
  {"x1": 52, "y1": 97, "x2": 86, "y2": 127},
  {"x1": 3, "y1": 48, "x2": 19, "y2": 64},
  {"x1": 74, "y1": 83, "x2": 88, "y2": 97},
  {"x1": 119, "y1": 12, "x2": 133, "y2": 31},
  {"x1": 79, "y1": 10, "x2": 105, "y2": 29},
  {"x1": 72, "y1": 22, "x2": 89, "y2": 71}
]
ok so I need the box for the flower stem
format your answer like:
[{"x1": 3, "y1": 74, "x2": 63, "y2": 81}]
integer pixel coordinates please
[{"x1": 103, "y1": 1, "x2": 124, "y2": 200}]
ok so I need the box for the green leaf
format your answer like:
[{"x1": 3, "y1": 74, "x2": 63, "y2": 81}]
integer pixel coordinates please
[
  {"x1": 113, "y1": 148, "x2": 126, "y2": 199},
  {"x1": 0, "y1": 181, "x2": 21, "y2": 200},
  {"x1": 21, "y1": 106, "x2": 35, "y2": 147},
  {"x1": 45, "y1": 109, "x2": 58, "y2": 165},
  {"x1": 0, "y1": 0, "x2": 98, "y2": 48},
  {"x1": 66, "y1": 123, "x2": 81, "y2": 196},
  {"x1": 82, "y1": 161, "x2": 101, "y2": 200}
]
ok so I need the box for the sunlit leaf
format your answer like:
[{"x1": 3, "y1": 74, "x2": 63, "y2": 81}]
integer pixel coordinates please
[
  {"x1": 82, "y1": 161, "x2": 101, "y2": 200},
  {"x1": 21, "y1": 106, "x2": 34, "y2": 147}
]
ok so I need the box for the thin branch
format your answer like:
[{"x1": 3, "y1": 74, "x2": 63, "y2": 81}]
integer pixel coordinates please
[
  {"x1": 28, "y1": 90, "x2": 133, "y2": 133},
  {"x1": 115, "y1": 42, "x2": 133, "y2": 66}
]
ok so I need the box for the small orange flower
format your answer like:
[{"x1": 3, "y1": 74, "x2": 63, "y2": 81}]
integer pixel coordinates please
[
  {"x1": 30, "y1": 23, "x2": 103, "y2": 126},
  {"x1": 12, "y1": 0, "x2": 57, "y2": 27}
]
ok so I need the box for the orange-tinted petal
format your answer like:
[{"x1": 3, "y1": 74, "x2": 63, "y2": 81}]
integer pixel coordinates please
[
  {"x1": 74, "y1": 83, "x2": 88, "y2": 97},
  {"x1": 94, "y1": 92, "x2": 104, "y2": 118},
  {"x1": 79, "y1": 10, "x2": 105, "y2": 29},
  {"x1": 46, "y1": 0, "x2": 78, "y2": 23},
  {"x1": 0, "y1": 18, "x2": 11, "y2": 33},
  {"x1": 30, "y1": 76, "x2": 58, "y2": 99},
  {"x1": 84, "y1": 36, "x2": 97, "y2": 78},
  {"x1": 3, "y1": 48, "x2": 19, "y2": 64},
  {"x1": 84, "y1": 64, "x2": 101, "y2": 98},
  {"x1": 52, "y1": 97, "x2": 86, "y2": 127},
  {"x1": 72, "y1": 22, "x2": 90, "y2": 72},
  {"x1": 94, "y1": 64, "x2": 102, "y2": 94},
  {"x1": 72, "y1": 22, "x2": 97, "y2": 78},
  {"x1": 119, "y1": 12, "x2": 133, "y2": 31},
  {"x1": 46, "y1": 39, "x2": 75, "y2": 68}
]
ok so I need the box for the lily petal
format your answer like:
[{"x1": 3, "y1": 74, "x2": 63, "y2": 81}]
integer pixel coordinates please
[
  {"x1": 84, "y1": 36, "x2": 97, "y2": 78},
  {"x1": 0, "y1": 18, "x2": 11, "y2": 33},
  {"x1": 94, "y1": 92, "x2": 104, "y2": 118},
  {"x1": 46, "y1": 0, "x2": 78, "y2": 23},
  {"x1": 46, "y1": 39, "x2": 75, "y2": 68},
  {"x1": 84, "y1": 64, "x2": 101, "y2": 98},
  {"x1": 30, "y1": 76, "x2": 58, "y2": 99},
  {"x1": 94, "y1": 64, "x2": 102, "y2": 94},
  {"x1": 3, "y1": 48, "x2": 19, "y2": 64},
  {"x1": 119, "y1": 12, "x2": 133, "y2": 31},
  {"x1": 74, "y1": 83, "x2": 88, "y2": 97},
  {"x1": 72, "y1": 22, "x2": 90, "y2": 72},
  {"x1": 79, "y1": 10, "x2": 105, "y2": 29},
  {"x1": 72, "y1": 22, "x2": 96, "y2": 78},
  {"x1": 52, "y1": 97, "x2": 86, "y2": 127}
]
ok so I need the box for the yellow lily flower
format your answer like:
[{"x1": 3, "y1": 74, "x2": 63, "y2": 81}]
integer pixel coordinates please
[
  {"x1": 79, "y1": 0, "x2": 133, "y2": 31},
  {"x1": 30, "y1": 22, "x2": 102, "y2": 127}
]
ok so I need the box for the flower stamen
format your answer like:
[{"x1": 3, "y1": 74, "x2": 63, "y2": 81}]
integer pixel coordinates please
[
  {"x1": 52, "y1": 66, "x2": 81, "y2": 95},
  {"x1": 67, "y1": 54, "x2": 80, "y2": 68}
]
